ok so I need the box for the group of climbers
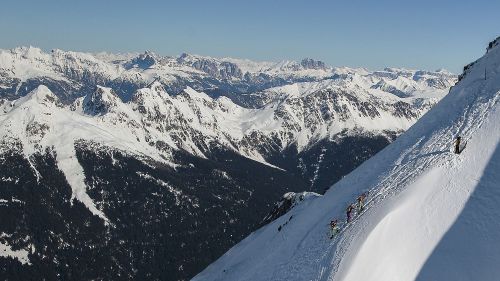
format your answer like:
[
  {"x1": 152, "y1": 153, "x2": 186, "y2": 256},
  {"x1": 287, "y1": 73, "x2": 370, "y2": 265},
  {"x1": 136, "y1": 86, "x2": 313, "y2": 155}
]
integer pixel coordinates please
[
  {"x1": 329, "y1": 193, "x2": 366, "y2": 239},
  {"x1": 329, "y1": 136, "x2": 464, "y2": 239}
]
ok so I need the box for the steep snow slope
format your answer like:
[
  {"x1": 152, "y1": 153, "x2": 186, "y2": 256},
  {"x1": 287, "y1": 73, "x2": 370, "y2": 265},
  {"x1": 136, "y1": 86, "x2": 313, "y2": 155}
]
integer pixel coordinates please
[{"x1": 193, "y1": 38, "x2": 500, "y2": 281}]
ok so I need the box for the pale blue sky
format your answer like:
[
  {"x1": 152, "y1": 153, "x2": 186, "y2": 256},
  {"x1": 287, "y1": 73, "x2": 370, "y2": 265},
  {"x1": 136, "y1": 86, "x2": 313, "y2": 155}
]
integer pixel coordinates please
[{"x1": 1, "y1": 0, "x2": 499, "y2": 72}]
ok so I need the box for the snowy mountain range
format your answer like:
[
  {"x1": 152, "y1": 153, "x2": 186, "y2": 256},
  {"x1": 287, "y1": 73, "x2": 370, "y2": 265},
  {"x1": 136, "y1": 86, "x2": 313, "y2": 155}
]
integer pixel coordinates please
[
  {"x1": 0, "y1": 47, "x2": 456, "y2": 280},
  {"x1": 0, "y1": 46, "x2": 454, "y2": 103},
  {"x1": 193, "y1": 37, "x2": 500, "y2": 281}
]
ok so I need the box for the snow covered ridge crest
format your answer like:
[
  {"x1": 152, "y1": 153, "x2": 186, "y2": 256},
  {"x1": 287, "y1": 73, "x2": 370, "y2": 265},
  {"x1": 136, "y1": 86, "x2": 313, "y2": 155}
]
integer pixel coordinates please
[
  {"x1": 0, "y1": 76, "x2": 453, "y2": 163},
  {"x1": 193, "y1": 38, "x2": 500, "y2": 281}
]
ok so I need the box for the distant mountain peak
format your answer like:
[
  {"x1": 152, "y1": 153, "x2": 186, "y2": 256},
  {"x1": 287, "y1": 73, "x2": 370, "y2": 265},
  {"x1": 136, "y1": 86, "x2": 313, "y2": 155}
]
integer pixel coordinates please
[
  {"x1": 82, "y1": 86, "x2": 120, "y2": 115},
  {"x1": 124, "y1": 51, "x2": 158, "y2": 70},
  {"x1": 300, "y1": 58, "x2": 327, "y2": 70},
  {"x1": 28, "y1": 85, "x2": 59, "y2": 102}
]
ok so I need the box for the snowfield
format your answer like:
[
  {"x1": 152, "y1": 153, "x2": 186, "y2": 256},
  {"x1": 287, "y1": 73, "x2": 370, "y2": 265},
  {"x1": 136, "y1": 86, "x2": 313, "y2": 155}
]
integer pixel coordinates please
[{"x1": 193, "y1": 39, "x2": 500, "y2": 281}]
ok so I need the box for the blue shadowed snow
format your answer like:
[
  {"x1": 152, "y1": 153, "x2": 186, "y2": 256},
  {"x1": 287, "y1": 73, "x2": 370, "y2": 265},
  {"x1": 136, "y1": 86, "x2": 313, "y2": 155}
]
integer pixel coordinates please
[{"x1": 416, "y1": 141, "x2": 500, "y2": 281}]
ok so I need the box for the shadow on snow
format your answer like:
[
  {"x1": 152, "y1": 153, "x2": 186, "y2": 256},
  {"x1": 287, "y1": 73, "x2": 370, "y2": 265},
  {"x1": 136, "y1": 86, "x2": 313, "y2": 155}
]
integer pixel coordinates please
[{"x1": 416, "y1": 141, "x2": 500, "y2": 281}]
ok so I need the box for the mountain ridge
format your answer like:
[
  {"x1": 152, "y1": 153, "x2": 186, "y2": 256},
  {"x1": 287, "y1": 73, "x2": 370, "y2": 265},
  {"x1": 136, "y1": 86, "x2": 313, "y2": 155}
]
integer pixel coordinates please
[{"x1": 0, "y1": 46, "x2": 455, "y2": 105}]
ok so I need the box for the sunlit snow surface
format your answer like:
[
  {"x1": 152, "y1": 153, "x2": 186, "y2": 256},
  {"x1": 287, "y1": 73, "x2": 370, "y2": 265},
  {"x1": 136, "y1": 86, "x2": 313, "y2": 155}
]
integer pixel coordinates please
[{"x1": 193, "y1": 42, "x2": 500, "y2": 281}]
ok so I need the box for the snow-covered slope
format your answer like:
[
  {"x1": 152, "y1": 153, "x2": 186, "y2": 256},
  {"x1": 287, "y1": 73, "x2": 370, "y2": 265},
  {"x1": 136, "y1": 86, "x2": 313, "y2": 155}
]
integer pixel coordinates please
[{"x1": 193, "y1": 38, "x2": 500, "y2": 281}]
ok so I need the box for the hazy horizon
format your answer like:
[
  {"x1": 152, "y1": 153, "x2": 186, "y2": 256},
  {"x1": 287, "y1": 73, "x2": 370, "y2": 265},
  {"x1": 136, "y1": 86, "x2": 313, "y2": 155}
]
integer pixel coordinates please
[{"x1": 1, "y1": 0, "x2": 499, "y2": 73}]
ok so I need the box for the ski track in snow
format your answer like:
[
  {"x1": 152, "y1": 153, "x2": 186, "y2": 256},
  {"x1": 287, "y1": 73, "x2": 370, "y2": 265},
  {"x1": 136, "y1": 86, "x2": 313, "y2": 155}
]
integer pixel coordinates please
[{"x1": 323, "y1": 81, "x2": 499, "y2": 281}]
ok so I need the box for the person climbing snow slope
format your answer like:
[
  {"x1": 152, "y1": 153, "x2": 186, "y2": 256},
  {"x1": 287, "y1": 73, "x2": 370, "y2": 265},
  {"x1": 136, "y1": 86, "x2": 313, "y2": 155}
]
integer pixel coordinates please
[
  {"x1": 329, "y1": 219, "x2": 340, "y2": 239},
  {"x1": 357, "y1": 194, "x2": 366, "y2": 212},
  {"x1": 454, "y1": 136, "x2": 462, "y2": 154},
  {"x1": 346, "y1": 204, "x2": 355, "y2": 222}
]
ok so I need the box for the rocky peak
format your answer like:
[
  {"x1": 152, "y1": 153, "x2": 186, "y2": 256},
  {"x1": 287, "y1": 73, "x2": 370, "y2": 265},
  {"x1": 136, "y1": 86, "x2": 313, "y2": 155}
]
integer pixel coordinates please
[
  {"x1": 82, "y1": 86, "x2": 120, "y2": 115},
  {"x1": 125, "y1": 51, "x2": 158, "y2": 69},
  {"x1": 177, "y1": 53, "x2": 243, "y2": 79},
  {"x1": 487, "y1": 36, "x2": 500, "y2": 52},
  {"x1": 178, "y1": 52, "x2": 190, "y2": 60},
  {"x1": 130, "y1": 82, "x2": 171, "y2": 111},
  {"x1": 149, "y1": 81, "x2": 166, "y2": 95},
  {"x1": 219, "y1": 61, "x2": 243, "y2": 79},
  {"x1": 371, "y1": 80, "x2": 413, "y2": 98},
  {"x1": 25, "y1": 85, "x2": 61, "y2": 107}
]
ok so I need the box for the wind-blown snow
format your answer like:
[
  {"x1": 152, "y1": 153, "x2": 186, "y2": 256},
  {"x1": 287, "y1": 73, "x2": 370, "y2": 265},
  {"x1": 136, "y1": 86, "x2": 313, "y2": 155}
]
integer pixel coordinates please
[{"x1": 193, "y1": 39, "x2": 500, "y2": 281}]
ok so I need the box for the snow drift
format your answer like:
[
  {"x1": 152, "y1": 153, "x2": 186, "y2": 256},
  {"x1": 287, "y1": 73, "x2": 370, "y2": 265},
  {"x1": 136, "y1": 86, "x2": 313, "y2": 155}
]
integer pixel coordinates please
[{"x1": 193, "y1": 38, "x2": 500, "y2": 281}]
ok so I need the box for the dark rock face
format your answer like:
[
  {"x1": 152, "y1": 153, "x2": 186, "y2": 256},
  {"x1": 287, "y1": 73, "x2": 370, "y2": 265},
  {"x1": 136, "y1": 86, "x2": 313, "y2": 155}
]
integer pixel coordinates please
[
  {"x1": 487, "y1": 36, "x2": 500, "y2": 52},
  {"x1": 260, "y1": 192, "x2": 318, "y2": 227},
  {"x1": 7, "y1": 77, "x2": 77, "y2": 103},
  {"x1": 125, "y1": 51, "x2": 157, "y2": 70},
  {"x1": 219, "y1": 62, "x2": 243, "y2": 79},
  {"x1": 106, "y1": 78, "x2": 148, "y2": 102},
  {"x1": 177, "y1": 54, "x2": 243, "y2": 80},
  {"x1": 371, "y1": 80, "x2": 412, "y2": 98},
  {"x1": 82, "y1": 87, "x2": 119, "y2": 115},
  {"x1": 0, "y1": 74, "x2": 20, "y2": 100},
  {"x1": 458, "y1": 36, "x2": 499, "y2": 82}
]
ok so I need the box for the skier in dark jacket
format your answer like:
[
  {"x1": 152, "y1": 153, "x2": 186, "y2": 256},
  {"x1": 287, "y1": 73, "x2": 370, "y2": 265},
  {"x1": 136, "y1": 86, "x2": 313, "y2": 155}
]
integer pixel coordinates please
[
  {"x1": 454, "y1": 136, "x2": 462, "y2": 154},
  {"x1": 346, "y1": 204, "x2": 355, "y2": 222}
]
